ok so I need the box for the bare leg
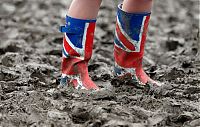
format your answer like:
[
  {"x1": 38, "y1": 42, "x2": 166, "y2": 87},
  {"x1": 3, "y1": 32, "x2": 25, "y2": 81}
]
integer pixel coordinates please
[
  {"x1": 122, "y1": 0, "x2": 153, "y2": 13},
  {"x1": 68, "y1": 0, "x2": 102, "y2": 19}
]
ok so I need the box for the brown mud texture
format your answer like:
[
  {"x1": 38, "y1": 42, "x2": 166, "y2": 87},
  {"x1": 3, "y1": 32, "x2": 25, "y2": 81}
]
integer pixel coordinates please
[{"x1": 0, "y1": 0, "x2": 200, "y2": 127}]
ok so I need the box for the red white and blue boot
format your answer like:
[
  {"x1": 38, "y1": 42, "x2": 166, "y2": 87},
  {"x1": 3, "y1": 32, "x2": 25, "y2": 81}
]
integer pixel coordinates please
[
  {"x1": 59, "y1": 16, "x2": 99, "y2": 90},
  {"x1": 114, "y1": 4, "x2": 162, "y2": 88}
]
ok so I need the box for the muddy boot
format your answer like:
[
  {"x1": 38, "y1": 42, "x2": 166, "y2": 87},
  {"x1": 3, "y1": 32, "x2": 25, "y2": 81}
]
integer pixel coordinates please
[
  {"x1": 114, "y1": 4, "x2": 162, "y2": 89},
  {"x1": 58, "y1": 16, "x2": 99, "y2": 90}
]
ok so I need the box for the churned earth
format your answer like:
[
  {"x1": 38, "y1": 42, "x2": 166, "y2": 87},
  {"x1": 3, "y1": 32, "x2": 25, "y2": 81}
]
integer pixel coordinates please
[{"x1": 0, "y1": 0, "x2": 200, "y2": 127}]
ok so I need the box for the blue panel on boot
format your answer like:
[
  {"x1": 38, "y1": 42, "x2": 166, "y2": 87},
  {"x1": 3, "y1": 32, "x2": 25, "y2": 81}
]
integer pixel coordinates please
[
  {"x1": 60, "y1": 15, "x2": 96, "y2": 49},
  {"x1": 117, "y1": 4, "x2": 151, "y2": 42}
]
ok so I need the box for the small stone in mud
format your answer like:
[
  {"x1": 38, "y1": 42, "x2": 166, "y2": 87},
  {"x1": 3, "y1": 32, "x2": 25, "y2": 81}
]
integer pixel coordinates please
[
  {"x1": 103, "y1": 119, "x2": 145, "y2": 127},
  {"x1": 47, "y1": 88, "x2": 61, "y2": 100},
  {"x1": 1, "y1": 3, "x2": 16, "y2": 13},
  {"x1": 147, "y1": 114, "x2": 166, "y2": 126},
  {"x1": 47, "y1": 110, "x2": 70, "y2": 121}
]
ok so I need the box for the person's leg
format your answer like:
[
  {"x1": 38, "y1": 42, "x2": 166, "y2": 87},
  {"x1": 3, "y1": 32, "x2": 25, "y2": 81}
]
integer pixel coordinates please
[
  {"x1": 59, "y1": 0, "x2": 102, "y2": 90},
  {"x1": 68, "y1": 0, "x2": 102, "y2": 19},
  {"x1": 114, "y1": 0, "x2": 162, "y2": 87},
  {"x1": 122, "y1": 0, "x2": 153, "y2": 13}
]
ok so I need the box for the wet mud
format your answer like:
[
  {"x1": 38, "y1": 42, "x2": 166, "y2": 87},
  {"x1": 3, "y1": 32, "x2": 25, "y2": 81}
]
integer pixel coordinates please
[{"x1": 0, "y1": 0, "x2": 200, "y2": 127}]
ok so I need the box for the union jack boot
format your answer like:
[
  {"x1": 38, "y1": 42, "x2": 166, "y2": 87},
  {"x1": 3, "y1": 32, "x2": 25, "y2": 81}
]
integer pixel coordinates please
[
  {"x1": 114, "y1": 4, "x2": 162, "y2": 88},
  {"x1": 59, "y1": 16, "x2": 99, "y2": 90}
]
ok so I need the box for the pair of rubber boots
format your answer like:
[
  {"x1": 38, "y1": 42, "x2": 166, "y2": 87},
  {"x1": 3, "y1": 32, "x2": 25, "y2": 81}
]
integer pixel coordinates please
[{"x1": 59, "y1": 4, "x2": 161, "y2": 90}]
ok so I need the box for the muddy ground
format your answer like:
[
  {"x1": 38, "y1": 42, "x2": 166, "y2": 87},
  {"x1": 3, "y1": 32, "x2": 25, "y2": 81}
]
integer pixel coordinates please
[{"x1": 0, "y1": 0, "x2": 200, "y2": 127}]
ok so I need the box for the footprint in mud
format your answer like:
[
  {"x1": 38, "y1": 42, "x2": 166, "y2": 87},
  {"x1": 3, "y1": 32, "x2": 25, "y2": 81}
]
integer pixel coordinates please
[
  {"x1": 89, "y1": 86, "x2": 116, "y2": 101},
  {"x1": 0, "y1": 68, "x2": 20, "y2": 81},
  {"x1": 0, "y1": 39, "x2": 27, "y2": 55},
  {"x1": 165, "y1": 38, "x2": 183, "y2": 51},
  {"x1": 0, "y1": 81, "x2": 20, "y2": 94},
  {"x1": 71, "y1": 106, "x2": 91, "y2": 124},
  {"x1": 1, "y1": 52, "x2": 24, "y2": 67}
]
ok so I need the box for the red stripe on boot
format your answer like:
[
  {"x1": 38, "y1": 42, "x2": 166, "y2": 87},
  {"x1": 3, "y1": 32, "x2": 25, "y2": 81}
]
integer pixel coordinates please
[
  {"x1": 138, "y1": 15, "x2": 150, "y2": 57},
  {"x1": 84, "y1": 22, "x2": 96, "y2": 60},
  {"x1": 116, "y1": 22, "x2": 136, "y2": 51}
]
